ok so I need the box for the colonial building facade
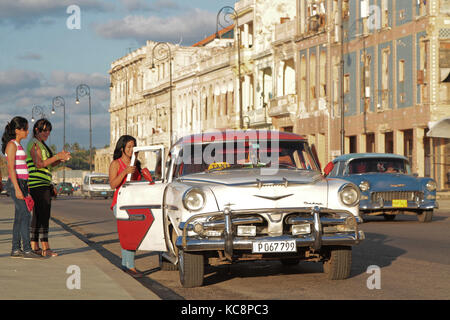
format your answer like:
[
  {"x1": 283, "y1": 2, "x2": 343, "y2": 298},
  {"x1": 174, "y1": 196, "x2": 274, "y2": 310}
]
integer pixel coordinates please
[{"x1": 96, "y1": 0, "x2": 449, "y2": 190}]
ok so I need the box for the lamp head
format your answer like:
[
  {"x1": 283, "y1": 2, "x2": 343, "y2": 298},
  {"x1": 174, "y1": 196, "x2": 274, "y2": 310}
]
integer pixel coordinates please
[{"x1": 75, "y1": 98, "x2": 80, "y2": 105}]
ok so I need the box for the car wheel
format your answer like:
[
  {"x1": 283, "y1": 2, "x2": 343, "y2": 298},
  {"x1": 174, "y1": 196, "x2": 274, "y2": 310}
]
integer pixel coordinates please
[
  {"x1": 279, "y1": 258, "x2": 300, "y2": 266},
  {"x1": 383, "y1": 214, "x2": 396, "y2": 221},
  {"x1": 417, "y1": 210, "x2": 433, "y2": 223},
  {"x1": 322, "y1": 246, "x2": 352, "y2": 280},
  {"x1": 178, "y1": 250, "x2": 204, "y2": 288}
]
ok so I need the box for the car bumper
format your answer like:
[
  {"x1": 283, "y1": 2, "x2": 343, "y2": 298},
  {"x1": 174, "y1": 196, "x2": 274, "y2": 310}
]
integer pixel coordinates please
[
  {"x1": 176, "y1": 207, "x2": 364, "y2": 255},
  {"x1": 88, "y1": 191, "x2": 114, "y2": 197},
  {"x1": 360, "y1": 199, "x2": 438, "y2": 211}
]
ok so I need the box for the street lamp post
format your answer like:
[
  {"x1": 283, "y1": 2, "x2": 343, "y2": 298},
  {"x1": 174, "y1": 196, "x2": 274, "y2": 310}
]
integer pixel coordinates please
[
  {"x1": 152, "y1": 42, "x2": 173, "y2": 147},
  {"x1": 75, "y1": 84, "x2": 92, "y2": 173},
  {"x1": 31, "y1": 105, "x2": 46, "y2": 123},
  {"x1": 216, "y1": 6, "x2": 243, "y2": 129},
  {"x1": 51, "y1": 96, "x2": 66, "y2": 182}
]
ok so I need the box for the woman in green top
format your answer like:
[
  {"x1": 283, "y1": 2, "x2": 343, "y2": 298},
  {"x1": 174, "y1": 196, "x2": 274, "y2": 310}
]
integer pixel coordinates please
[{"x1": 26, "y1": 119, "x2": 71, "y2": 257}]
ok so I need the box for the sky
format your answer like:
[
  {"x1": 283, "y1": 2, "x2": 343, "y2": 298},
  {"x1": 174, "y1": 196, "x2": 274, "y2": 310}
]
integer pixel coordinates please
[{"x1": 0, "y1": 0, "x2": 236, "y2": 151}]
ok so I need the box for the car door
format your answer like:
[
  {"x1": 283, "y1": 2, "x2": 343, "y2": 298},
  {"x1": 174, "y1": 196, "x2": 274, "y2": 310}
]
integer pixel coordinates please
[{"x1": 115, "y1": 145, "x2": 169, "y2": 252}]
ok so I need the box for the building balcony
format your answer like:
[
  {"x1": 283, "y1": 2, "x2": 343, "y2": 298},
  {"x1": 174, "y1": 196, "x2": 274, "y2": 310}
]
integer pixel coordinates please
[
  {"x1": 245, "y1": 107, "x2": 271, "y2": 127},
  {"x1": 439, "y1": 83, "x2": 450, "y2": 104},
  {"x1": 274, "y1": 20, "x2": 296, "y2": 43},
  {"x1": 269, "y1": 94, "x2": 297, "y2": 117},
  {"x1": 235, "y1": 0, "x2": 254, "y2": 13}
]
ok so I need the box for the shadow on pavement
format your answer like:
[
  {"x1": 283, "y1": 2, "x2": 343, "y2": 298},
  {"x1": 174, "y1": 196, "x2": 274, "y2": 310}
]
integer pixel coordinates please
[
  {"x1": 201, "y1": 231, "x2": 406, "y2": 287},
  {"x1": 51, "y1": 216, "x2": 184, "y2": 300}
]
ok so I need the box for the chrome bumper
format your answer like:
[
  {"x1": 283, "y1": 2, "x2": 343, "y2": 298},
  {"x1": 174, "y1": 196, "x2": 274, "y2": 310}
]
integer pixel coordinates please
[
  {"x1": 177, "y1": 207, "x2": 364, "y2": 254},
  {"x1": 176, "y1": 231, "x2": 365, "y2": 252}
]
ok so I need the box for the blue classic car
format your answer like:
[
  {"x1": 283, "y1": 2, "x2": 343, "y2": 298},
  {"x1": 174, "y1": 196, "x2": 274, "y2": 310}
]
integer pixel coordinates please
[{"x1": 324, "y1": 153, "x2": 438, "y2": 222}]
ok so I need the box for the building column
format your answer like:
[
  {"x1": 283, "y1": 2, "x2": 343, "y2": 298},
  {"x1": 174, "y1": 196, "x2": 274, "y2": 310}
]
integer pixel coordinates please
[
  {"x1": 344, "y1": 136, "x2": 350, "y2": 154},
  {"x1": 394, "y1": 130, "x2": 404, "y2": 155},
  {"x1": 415, "y1": 127, "x2": 425, "y2": 176},
  {"x1": 359, "y1": 134, "x2": 367, "y2": 153},
  {"x1": 376, "y1": 131, "x2": 385, "y2": 153}
]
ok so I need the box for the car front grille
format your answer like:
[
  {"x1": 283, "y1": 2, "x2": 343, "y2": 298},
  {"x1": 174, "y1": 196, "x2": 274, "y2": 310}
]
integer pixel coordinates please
[{"x1": 371, "y1": 191, "x2": 424, "y2": 202}]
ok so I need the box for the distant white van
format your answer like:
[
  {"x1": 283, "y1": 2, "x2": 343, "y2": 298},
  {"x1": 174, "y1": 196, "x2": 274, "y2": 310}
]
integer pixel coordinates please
[{"x1": 82, "y1": 173, "x2": 114, "y2": 199}]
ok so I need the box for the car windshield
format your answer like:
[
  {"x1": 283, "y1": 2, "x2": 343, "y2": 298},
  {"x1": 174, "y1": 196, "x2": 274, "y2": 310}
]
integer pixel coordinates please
[
  {"x1": 90, "y1": 177, "x2": 109, "y2": 184},
  {"x1": 348, "y1": 158, "x2": 410, "y2": 174},
  {"x1": 176, "y1": 140, "x2": 319, "y2": 176}
]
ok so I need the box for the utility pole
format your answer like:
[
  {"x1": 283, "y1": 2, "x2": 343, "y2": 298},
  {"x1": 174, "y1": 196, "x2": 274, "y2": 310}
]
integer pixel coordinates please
[{"x1": 338, "y1": 0, "x2": 345, "y2": 155}]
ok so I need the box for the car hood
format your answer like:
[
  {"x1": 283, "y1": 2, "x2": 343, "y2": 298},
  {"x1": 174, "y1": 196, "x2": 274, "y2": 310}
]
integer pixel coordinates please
[
  {"x1": 343, "y1": 173, "x2": 425, "y2": 191},
  {"x1": 179, "y1": 169, "x2": 328, "y2": 211},
  {"x1": 179, "y1": 168, "x2": 323, "y2": 186}
]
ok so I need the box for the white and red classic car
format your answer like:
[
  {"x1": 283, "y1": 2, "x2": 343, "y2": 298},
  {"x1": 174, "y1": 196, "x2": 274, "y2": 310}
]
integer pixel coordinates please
[{"x1": 115, "y1": 130, "x2": 365, "y2": 287}]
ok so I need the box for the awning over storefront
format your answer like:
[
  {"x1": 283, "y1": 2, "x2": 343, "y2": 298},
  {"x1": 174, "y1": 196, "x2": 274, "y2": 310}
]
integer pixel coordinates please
[{"x1": 427, "y1": 117, "x2": 450, "y2": 138}]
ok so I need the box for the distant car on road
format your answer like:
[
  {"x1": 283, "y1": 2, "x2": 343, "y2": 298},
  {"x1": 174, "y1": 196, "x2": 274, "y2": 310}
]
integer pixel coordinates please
[
  {"x1": 324, "y1": 153, "x2": 438, "y2": 222},
  {"x1": 82, "y1": 173, "x2": 114, "y2": 199},
  {"x1": 57, "y1": 182, "x2": 74, "y2": 196},
  {"x1": 1, "y1": 179, "x2": 9, "y2": 196}
]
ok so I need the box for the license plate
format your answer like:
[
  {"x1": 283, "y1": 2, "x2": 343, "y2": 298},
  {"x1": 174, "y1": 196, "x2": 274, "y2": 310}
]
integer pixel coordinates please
[
  {"x1": 252, "y1": 240, "x2": 297, "y2": 253},
  {"x1": 101, "y1": 192, "x2": 107, "y2": 195},
  {"x1": 392, "y1": 199, "x2": 407, "y2": 208}
]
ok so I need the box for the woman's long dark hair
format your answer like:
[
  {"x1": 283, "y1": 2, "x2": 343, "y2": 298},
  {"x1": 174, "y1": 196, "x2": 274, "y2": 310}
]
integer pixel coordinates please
[
  {"x1": 1, "y1": 116, "x2": 28, "y2": 154},
  {"x1": 32, "y1": 118, "x2": 54, "y2": 157},
  {"x1": 113, "y1": 135, "x2": 141, "y2": 171}
]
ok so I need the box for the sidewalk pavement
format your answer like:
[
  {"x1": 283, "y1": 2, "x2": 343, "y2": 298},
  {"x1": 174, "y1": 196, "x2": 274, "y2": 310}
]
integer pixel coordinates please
[
  {"x1": 0, "y1": 199, "x2": 160, "y2": 300},
  {"x1": 437, "y1": 191, "x2": 450, "y2": 200}
]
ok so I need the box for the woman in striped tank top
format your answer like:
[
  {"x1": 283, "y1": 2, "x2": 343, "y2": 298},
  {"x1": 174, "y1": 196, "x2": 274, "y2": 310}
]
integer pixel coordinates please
[
  {"x1": 27, "y1": 119, "x2": 71, "y2": 257},
  {"x1": 2, "y1": 117, "x2": 44, "y2": 259}
]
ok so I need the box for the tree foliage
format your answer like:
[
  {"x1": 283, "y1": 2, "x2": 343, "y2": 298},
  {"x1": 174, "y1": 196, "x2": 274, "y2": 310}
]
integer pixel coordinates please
[{"x1": 51, "y1": 143, "x2": 94, "y2": 171}]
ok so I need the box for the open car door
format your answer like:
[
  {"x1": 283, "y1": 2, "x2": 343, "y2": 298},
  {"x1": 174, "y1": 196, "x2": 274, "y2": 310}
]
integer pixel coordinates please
[{"x1": 115, "y1": 145, "x2": 168, "y2": 252}]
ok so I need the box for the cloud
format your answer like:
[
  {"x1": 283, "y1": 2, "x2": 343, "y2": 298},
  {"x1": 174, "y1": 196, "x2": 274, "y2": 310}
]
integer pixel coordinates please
[
  {"x1": 17, "y1": 53, "x2": 43, "y2": 61},
  {"x1": 0, "y1": 69, "x2": 110, "y2": 148},
  {"x1": 94, "y1": 8, "x2": 216, "y2": 45},
  {"x1": 0, "y1": 0, "x2": 114, "y2": 28},
  {"x1": 119, "y1": 0, "x2": 180, "y2": 13},
  {"x1": 0, "y1": 69, "x2": 42, "y2": 94}
]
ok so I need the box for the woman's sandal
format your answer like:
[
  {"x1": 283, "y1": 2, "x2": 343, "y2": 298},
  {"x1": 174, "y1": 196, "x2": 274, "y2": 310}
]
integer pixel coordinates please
[
  {"x1": 42, "y1": 249, "x2": 58, "y2": 257},
  {"x1": 33, "y1": 248, "x2": 42, "y2": 255}
]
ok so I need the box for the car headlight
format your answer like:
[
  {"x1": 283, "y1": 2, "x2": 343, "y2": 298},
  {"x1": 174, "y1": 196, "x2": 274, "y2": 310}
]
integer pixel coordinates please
[
  {"x1": 359, "y1": 181, "x2": 370, "y2": 192},
  {"x1": 426, "y1": 180, "x2": 437, "y2": 192},
  {"x1": 182, "y1": 188, "x2": 205, "y2": 211},
  {"x1": 339, "y1": 184, "x2": 360, "y2": 207}
]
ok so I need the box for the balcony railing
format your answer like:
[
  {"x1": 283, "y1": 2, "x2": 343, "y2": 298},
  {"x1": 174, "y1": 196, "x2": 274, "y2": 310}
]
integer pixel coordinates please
[
  {"x1": 246, "y1": 107, "x2": 271, "y2": 126},
  {"x1": 269, "y1": 94, "x2": 297, "y2": 117},
  {"x1": 274, "y1": 20, "x2": 296, "y2": 43}
]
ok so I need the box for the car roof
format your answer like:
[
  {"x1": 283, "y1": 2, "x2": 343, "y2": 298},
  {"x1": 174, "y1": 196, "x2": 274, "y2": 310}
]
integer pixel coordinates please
[
  {"x1": 332, "y1": 153, "x2": 409, "y2": 163},
  {"x1": 173, "y1": 130, "x2": 306, "y2": 146}
]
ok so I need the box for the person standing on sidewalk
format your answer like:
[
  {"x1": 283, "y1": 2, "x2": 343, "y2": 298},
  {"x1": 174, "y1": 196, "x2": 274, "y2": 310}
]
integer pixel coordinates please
[
  {"x1": 2, "y1": 117, "x2": 43, "y2": 259},
  {"x1": 109, "y1": 135, "x2": 144, "y2": 278},
  {"x1": 26, "y1": 118, "x2": 71, "y2": 257}
]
